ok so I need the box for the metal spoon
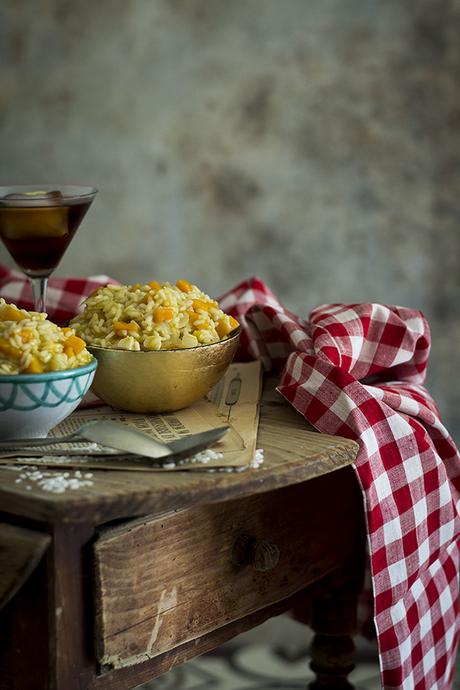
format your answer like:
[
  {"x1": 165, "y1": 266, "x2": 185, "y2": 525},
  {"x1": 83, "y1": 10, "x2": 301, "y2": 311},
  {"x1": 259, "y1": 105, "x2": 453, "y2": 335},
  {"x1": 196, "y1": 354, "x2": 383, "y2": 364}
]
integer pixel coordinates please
[{"x1": 0, "y1": 421, "x2": 229, "y2": 461}]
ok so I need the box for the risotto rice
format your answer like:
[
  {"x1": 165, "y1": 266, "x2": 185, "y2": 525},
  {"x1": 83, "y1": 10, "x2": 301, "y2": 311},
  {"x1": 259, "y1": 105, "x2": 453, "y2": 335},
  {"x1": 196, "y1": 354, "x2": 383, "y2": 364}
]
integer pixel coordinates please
[
  {"x1": 70, "y1": 279, "x2": 239, "y2": 351},
  {"x1": 0, "y1": 299, "x2": 93, "y2": 375}
]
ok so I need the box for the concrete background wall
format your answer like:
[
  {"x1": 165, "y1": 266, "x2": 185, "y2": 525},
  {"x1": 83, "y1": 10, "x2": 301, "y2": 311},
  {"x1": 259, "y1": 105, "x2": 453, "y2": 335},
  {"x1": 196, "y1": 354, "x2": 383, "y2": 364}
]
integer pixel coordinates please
[{"x1": 1, "y1": 0, "x2": 459, "y2": 438}]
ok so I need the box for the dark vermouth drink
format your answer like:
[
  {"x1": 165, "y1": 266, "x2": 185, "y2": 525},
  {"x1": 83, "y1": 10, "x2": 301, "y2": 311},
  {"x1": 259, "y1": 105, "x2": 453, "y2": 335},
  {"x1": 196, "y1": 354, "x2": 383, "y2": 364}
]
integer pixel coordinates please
[
  {"x1": 0, "y1": 185, "x2": 97, "y2": 313},
  {"x1": 0, "y1": 191, "x2": 91, "y2": 278}
]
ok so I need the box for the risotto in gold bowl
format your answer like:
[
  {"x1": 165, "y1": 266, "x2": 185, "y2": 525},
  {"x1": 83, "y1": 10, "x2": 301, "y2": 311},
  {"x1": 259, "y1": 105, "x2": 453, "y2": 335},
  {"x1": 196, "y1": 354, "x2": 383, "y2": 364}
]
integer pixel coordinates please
[
  {"x1": 70, "y1": 279, "x2": 240, "y2": 413},
  {"x1": 70, "y1": 279, "x2": 239, "y2": 351}
]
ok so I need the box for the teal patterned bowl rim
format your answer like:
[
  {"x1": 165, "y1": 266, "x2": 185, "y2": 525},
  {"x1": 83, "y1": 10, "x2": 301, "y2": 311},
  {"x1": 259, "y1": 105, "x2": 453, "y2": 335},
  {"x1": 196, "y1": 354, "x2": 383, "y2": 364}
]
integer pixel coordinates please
[{"x1": 0, "y1": 357, "x2": 97, "y2": 384}]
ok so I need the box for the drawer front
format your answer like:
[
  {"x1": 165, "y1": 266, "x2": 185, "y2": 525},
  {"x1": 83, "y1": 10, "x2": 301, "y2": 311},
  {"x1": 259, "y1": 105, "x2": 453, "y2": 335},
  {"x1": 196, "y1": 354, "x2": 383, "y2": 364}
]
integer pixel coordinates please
[{"x1": 94, "y1": 468, "x2": 360, "y2": 669}]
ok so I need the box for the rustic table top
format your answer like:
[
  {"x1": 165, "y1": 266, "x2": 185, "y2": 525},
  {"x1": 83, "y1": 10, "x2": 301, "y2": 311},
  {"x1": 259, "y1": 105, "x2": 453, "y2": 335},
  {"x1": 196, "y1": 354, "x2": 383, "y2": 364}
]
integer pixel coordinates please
[{"x1": 0, "y1": 379, "x2": 359, "y2": 525}]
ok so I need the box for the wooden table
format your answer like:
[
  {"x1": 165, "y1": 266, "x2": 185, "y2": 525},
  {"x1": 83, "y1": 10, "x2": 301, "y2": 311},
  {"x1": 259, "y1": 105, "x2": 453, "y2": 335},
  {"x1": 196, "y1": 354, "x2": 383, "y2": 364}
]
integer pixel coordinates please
[{"x1": 0, "y1": 379, "x2": 365, "y2": 690}]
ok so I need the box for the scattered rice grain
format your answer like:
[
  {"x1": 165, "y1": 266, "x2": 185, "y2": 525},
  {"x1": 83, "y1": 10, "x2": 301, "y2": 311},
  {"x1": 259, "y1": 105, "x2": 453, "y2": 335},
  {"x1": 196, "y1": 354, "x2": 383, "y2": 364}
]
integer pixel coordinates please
[{"x1": 9, "y1": 466, "x2": 94, "y2": 494}]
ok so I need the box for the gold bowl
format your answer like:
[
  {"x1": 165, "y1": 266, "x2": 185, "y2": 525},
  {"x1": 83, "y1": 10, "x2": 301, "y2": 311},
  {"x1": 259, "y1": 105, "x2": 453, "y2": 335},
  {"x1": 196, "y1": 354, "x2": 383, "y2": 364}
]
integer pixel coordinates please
[{"x1": 87, "y1": 328, "x2": 240, "y2": 413}]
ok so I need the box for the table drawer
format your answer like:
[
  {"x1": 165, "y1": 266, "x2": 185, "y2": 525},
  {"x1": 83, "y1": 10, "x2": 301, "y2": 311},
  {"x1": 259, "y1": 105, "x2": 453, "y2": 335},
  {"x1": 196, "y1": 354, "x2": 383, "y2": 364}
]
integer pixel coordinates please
[{"x1": 93, "y1": 468, "x2": 359, "y2": 670}]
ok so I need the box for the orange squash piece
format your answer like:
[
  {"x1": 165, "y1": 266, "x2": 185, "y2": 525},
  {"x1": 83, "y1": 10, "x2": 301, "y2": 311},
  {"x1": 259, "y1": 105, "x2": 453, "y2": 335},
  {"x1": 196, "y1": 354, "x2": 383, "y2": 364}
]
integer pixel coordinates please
[
  {"x1": 24, "y1": 355, "x2": 43, "y2": 374},
  {"x1": 216, "y1": 317, "x2": 238, "y2": 339},
  {"x1": 176, "y1": 279, "x2": 192, "y2": 293},
  {"x1": 114, "y1": 321, "x2": 139, "y2": 333},
  {"x1": 1, "y1": 305, "x2": 25, "y2": 321},
  {"x1": 153, "y1": 307, "x2": 174, "y2": 324},
  {"x1": 64, "y1": 335, "x2": 86, "y2": 355},
  {"x1": 0, "y1": 338, "x2": 21, "y2": 360}
]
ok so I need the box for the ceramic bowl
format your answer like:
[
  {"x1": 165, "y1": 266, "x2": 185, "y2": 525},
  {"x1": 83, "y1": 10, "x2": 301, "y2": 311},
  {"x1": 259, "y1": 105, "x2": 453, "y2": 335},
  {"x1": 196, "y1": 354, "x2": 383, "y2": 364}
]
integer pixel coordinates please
[
  {"x1": 87, "y1": 328, "x2": 240, "y2": 413},
  {"x1": 0, "y1": 358, "x2": 97, "y2": 440}
]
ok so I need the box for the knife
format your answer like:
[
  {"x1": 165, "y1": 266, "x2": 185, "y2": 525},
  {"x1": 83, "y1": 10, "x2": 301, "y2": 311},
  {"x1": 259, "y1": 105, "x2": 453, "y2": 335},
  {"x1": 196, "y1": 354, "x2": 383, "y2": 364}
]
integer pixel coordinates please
[{"x1": 0, "y1": 421, "x2": 230, "y2": 461}]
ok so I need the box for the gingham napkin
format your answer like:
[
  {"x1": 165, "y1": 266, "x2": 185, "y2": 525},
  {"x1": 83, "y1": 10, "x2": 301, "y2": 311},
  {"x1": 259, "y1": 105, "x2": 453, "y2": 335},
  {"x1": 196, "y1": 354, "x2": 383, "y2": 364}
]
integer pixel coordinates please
[
  {"x1": 2, "y1": 266, "x2": 460, "y2": 689},
  {"x1": 0, "y1": 265, "x2": 118, "y2": 323},
  {"x1": 220, "y1": 277, "x2": 460, "y2": 690}
]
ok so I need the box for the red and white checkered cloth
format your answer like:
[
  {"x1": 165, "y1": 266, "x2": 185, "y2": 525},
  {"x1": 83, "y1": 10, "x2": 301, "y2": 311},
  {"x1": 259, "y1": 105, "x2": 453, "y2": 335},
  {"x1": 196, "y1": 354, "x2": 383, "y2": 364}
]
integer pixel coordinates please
[
  {"x1": 2, "y1": 267, "x2": 460, "y2": 689},
  {"x1": 219, "y1": 277, "x2": 460, "y2": 690},
  {"x1": 0, "y1": 265, "x2": 118, "y2": 324}
]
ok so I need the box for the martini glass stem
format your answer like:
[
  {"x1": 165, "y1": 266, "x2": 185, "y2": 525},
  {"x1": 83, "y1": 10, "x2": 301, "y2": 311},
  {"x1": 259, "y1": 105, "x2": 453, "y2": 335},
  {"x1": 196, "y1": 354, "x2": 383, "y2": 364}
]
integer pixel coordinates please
[{"x1": 30, "y1": 277, "x2": 48, "y2": 313}]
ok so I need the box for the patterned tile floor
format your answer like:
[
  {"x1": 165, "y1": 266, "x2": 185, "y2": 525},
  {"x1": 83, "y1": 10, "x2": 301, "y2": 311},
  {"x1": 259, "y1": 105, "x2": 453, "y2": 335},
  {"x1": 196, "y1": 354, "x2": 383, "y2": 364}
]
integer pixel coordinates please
[
  {"x1": 137, "y1": 643, "x2": 381, "y2": 689},
  {"x1": 136, "y1": 619, "x2": 383, "y2": 690},
  {"x1": 136, "y1": 617, "x2": 460, "y2": 690}
]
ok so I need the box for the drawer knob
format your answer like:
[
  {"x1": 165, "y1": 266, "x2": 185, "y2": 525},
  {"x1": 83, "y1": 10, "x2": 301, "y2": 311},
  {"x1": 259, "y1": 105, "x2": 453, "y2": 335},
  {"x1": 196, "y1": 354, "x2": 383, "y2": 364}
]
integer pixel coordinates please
[{"x1": 232, "y1": 533, "x2": 280, "y2": 572}]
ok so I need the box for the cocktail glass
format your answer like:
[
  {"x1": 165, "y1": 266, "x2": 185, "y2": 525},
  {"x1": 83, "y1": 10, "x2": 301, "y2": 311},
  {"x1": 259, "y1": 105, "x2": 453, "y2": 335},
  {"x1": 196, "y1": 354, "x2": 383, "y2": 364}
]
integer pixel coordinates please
[{"x1": 0, "y1": 185, "x2": 97, "y2": 313}]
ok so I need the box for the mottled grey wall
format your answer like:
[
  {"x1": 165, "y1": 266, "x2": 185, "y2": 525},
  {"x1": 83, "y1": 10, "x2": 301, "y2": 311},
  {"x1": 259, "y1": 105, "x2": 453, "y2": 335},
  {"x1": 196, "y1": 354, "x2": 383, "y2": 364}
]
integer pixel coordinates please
[{"x1": 1, "y1": 0, "x2": 460, "y2": 438}]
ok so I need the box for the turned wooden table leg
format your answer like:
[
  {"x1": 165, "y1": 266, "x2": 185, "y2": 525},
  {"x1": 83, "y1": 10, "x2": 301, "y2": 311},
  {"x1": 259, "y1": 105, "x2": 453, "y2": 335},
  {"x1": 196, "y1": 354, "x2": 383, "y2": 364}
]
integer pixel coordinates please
[
  {"x1": 307, "y1": 479, "x2": 366, "y2": 690},
  {"x1": 308, "y1": 589, "x2": 358, "y2": 689}
]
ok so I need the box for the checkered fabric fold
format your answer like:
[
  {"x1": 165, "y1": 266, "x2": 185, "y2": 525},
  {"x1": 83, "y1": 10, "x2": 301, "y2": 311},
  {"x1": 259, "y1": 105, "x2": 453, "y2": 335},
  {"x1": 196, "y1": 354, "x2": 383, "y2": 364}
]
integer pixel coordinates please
[
  {"x1": 219, "y1": 277, "x2": 460, "y2": 690},
  {"x1": 2, "y1": 267, "x2": 459, "y2": 689},
  {"x1": 0, "y1": 265, "x2": 117, "y2": 324}
]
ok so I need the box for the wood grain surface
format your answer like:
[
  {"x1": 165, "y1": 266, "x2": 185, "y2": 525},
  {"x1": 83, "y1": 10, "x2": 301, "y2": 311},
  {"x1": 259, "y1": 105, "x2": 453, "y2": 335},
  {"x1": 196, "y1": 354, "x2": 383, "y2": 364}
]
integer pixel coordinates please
[
  {"x1": 0, "y1": 378, "x2": 359, "y2": 524},
  {"x1": 94, "y1": 469, "x2": 361, "y2": 670}
]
